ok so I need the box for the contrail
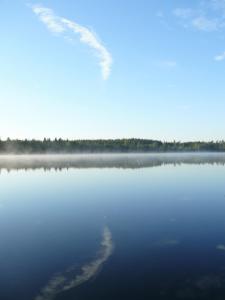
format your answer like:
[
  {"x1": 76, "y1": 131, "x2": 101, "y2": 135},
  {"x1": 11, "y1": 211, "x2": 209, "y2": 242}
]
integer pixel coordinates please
[{"x1": 34, "y1": 226, "x2": 114, "y2": 300}]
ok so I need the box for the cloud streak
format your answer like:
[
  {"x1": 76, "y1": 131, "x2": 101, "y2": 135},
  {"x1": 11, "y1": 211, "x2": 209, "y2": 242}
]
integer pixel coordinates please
[
  {"x1": 173, "y1": 7, "x2": 220, "y2": 32},
  {"x1": 214, "y1": 51, "x2": 225, "y2": 61},
  {"x1": 31, "y1": 5, "x2": 112, "y2": 80},
  {"x1": 34, "y1": 226, "x2": 114, "y2": 300},
  {"x1": 172, "y1": 1, "x2": 225, "y2": 60},
  {"x1": 191, "y1": 16, "x2": 219, "y2": 31},
  {"x1": 173, "y1": 8, "x2": 194, "y2": 19},
  {"x1": 155, "y1": 60, "x2": 177, "y2": 69}
]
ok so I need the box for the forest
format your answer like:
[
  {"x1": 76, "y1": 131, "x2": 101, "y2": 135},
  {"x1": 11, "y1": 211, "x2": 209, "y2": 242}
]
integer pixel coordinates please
[{"x1": 0, "y1": 138, "x2": 225, "y2": 153}]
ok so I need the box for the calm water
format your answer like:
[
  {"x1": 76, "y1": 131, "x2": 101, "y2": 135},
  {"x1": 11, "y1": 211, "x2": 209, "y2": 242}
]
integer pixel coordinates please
[{"x1": 1, "y1": 154, "x2": 225, "y2": 300}]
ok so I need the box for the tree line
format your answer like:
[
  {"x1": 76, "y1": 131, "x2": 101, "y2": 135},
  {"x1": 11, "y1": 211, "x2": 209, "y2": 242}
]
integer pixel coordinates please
[{"x1": 0, "y1": 138, "x2": 225, "y2": 153}]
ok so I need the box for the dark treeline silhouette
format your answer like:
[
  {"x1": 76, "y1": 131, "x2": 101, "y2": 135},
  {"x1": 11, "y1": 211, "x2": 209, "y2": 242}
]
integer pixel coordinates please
[{"x1": 0, "y1": 138, "x2": 225, "y2": 153}]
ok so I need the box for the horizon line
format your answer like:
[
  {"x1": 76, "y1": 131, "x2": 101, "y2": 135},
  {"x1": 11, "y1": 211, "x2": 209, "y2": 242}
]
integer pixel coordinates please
[{"x1": 1, "y1": 138, "x2": 225, "y2": 143}]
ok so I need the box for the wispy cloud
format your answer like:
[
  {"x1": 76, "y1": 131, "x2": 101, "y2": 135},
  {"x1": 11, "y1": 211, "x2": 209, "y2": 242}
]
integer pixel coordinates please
[
  {"x1": 173, "y1": 7, "x2": 220, "y2": 32},
  {"x1": 31, "y1": 6, "x2": 65, "y2": 33},
  {"x1": 211, "y1": 0, "x2": 225, "y2": 14},
  {"x1": 34, "y1": 226, "x2": 114, "y2": 300},
  {"x1": 172, "y1": 1, "x2": 225, "y2": 60},
  {"x1": 172, "y1": 0, "x2": 225, "y2": 32},
  {"x1": 156, "y1": 60, "x2": 177, "y2": 68},
  {"x1": 192, "y1": 16, "x2": 219, "y2": 31},
  {"x1": 31, "y1": 5, "x2": 112, "y2": 80},
  {"x1": 173, "y1": 8, "x2": 194, "y2": 19},
  {"x1": 156, "y1": 11, "x2": 164, "y2": 18},
  {"x1": 214, "y1": 51, "x2": 225, "y2": 61},
  {"x1": 156, "y1": 10, "x2": 173, "y2": 31}
]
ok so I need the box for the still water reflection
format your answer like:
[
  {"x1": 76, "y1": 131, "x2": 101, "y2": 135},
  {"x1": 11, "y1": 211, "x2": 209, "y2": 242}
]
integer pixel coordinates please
[{"x1": 0, "y1": 154, "x2": 225, "y2": 299}]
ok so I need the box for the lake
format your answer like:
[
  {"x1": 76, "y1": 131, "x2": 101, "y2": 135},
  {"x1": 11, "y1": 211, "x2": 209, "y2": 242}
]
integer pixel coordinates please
[{"x1": 1, "y1": 153, "x2": 225, "y2": 300}]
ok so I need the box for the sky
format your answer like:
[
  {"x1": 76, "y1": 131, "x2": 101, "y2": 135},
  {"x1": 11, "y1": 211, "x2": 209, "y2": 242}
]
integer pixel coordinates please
[{"x1": 1, "y1": 0, "x2": 225, "y2": 141}]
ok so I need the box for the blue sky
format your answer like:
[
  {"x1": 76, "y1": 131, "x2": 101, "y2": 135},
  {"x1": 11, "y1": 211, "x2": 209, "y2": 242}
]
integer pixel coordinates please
[{"x1": 1, "y1": 0, "x2": 225, "y2": 141}]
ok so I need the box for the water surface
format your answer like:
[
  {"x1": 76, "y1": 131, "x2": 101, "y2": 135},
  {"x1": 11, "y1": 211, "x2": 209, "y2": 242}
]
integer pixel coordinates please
[{"x1": 1, "y1": 154, "x2": 225, "y2": 299}]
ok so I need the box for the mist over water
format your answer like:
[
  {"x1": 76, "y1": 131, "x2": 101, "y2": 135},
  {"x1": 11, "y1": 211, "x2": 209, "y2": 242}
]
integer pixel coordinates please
[
  {"x1": 1, "y1": 153, "x2": 225, "y2": 171},
  {"x1": 1, "y1": 154, "x2": 225, "y2": 299}
]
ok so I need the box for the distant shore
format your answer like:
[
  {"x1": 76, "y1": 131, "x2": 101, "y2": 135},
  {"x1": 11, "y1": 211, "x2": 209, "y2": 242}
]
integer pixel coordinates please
[{"x1": 1, "y1": 138, "x2": 225, "y2": 154}]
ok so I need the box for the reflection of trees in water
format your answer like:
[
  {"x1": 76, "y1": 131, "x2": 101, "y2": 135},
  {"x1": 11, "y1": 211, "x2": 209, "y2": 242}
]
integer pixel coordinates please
[
  {"x1": 0, "y1": 154, "x2": 225, "y2": 172},
  {"x1": 1, "y1": 154, "x2": 225, "y2": 172}
]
